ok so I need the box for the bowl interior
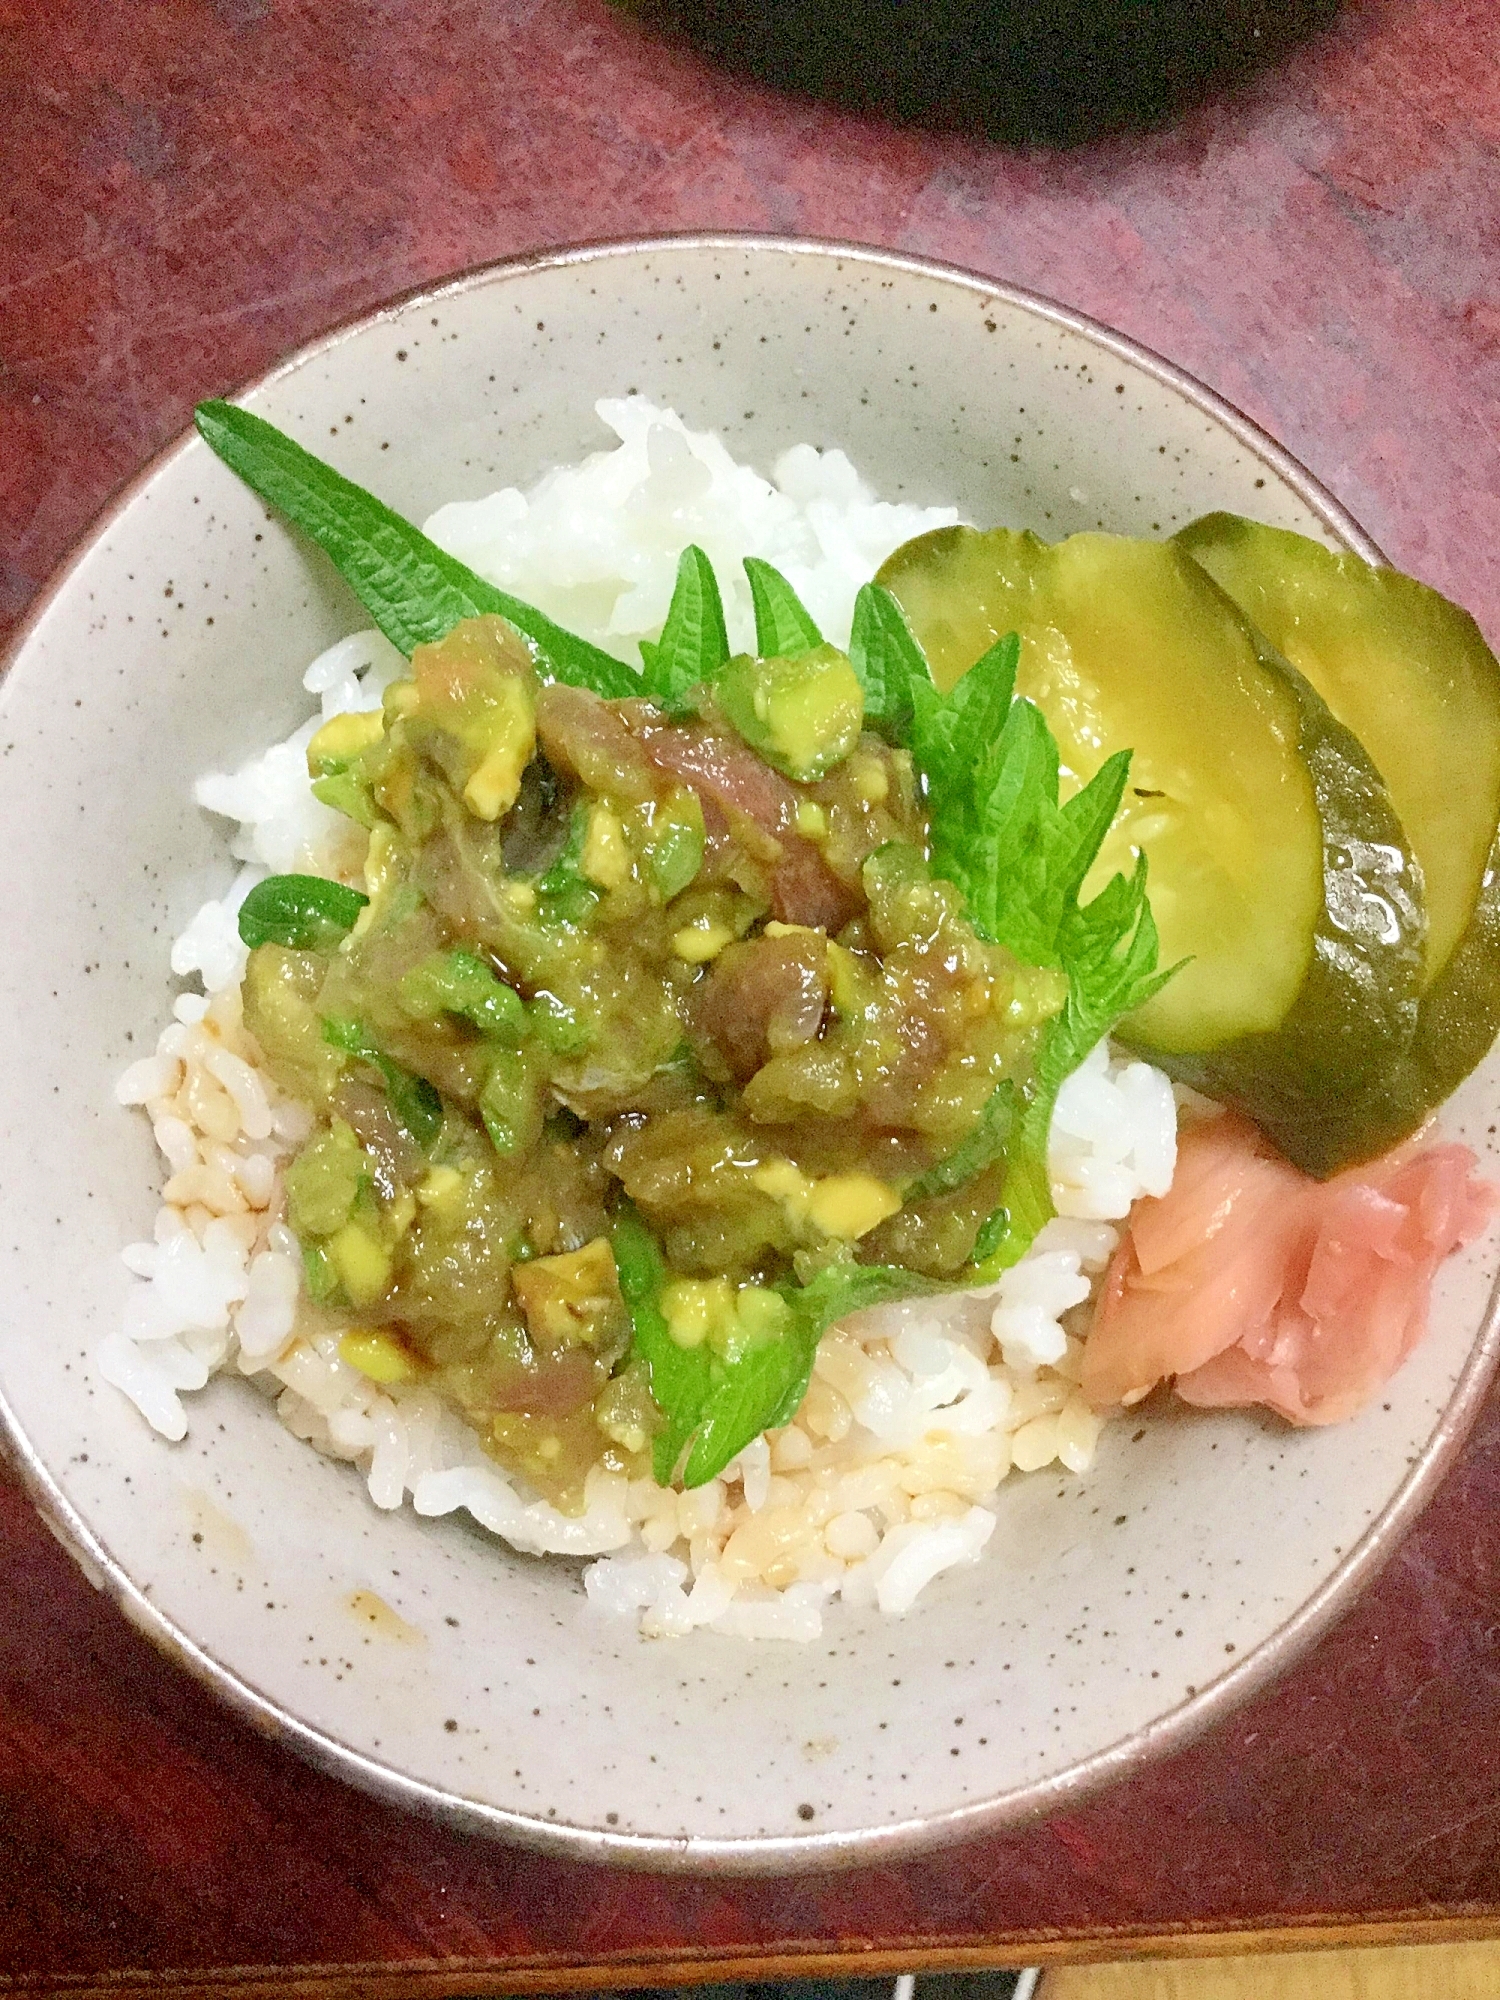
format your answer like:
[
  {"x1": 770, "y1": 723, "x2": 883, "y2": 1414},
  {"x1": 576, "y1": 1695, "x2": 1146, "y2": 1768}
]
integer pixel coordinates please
[{"x1": 1, "y1": 238, "x2": 1494, "y2": 1868}]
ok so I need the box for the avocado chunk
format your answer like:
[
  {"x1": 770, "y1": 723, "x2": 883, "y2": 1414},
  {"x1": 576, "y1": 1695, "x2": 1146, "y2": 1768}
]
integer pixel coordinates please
[
  {"x1": 404, "y1": 614, "x2": 538, "y2": 821},
  {"x1": 285, "y1": 1118, "x2": 367, "y2": 1238},
  {"x1": 511, "y1": 1237, "x2": 631, "y2": 1358},
  {"x1": 307, "y1": 709, "x2": 384, "y2": 827},
  {"x1": 716, "y1": 642, "x2": 864, "y2": 781},
  {"x1": 1179, "y1": 512, "x2": 1500, "y2": 1129},
  {"x1": 242, "y1": 943, "x2": 349, "y2": 1107},
  {"x1": 877, "y1": 525, "x2": 1426, "y2": 1174}
]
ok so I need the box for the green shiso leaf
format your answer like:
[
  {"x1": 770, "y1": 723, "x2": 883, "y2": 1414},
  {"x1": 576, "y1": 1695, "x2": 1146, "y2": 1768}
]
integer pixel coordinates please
[
  {"x1": 610, "y1": 1205, "x2": 714, "y2": 1487},
  {"x1": 847, "y1": 581, "x2": 928, "y2": 738},
  {"x1": 237, "y1": 873, "x2": 368, "y2": 951},
  {"x1": 905, "y1": 1079, "x2": 1017, "y2": 1202},
  {"x1": 743, "y1": 555, "x2": 822, "y2": 658},
  {"x1": 902, "y1": 627, "x2": 1176, "y2": 1267},
  {"x1": 613, "y1": 1200, "x2": 940, "y2": 1491},
  {"x1": 677, "y1": 1261, "x2": 940, "y2": 1488},
  {"x1": 194, "y1": 401, "x2": 638, "y2": 697},
  {"x1": 638, "y1": 544, "x2": 731, "y2": 711}
]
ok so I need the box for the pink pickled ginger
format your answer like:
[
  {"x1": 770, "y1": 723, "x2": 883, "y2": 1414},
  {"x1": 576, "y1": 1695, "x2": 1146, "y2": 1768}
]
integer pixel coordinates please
[{"x1": 1083, "y1": 1111, "x2": 1497, "y2": 1427}]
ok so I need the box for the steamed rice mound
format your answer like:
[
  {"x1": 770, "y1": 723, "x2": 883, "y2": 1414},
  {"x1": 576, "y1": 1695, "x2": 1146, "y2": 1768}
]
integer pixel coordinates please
[{"x1": 107, "y1": 399, "x2": 1178, "y2": 1643}]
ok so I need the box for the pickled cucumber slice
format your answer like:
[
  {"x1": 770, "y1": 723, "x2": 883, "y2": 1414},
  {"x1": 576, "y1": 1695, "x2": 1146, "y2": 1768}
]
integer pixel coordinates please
[
  {"x1": 1179, "y1": 512, "x2": 1500, "y2": 1115},
  {"x1": 877, "y1": 528, "x2": 1426, "y2": 1174}
]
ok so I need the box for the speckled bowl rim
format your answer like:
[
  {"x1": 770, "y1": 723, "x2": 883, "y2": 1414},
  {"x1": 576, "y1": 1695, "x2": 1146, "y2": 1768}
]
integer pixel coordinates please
[{"x1": 3, "y1": 231, "x2": 1493, "y2": 1876}]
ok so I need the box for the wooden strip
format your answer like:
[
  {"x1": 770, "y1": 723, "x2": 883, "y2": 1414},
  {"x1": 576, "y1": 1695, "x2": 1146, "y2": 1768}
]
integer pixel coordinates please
[
  {"x1": 1042, "y1": 1937, "x2": 1500, "y2": 1998},
  {"x1": 13, "y1": 1915, "x2": 1500, "y2": 2000}
]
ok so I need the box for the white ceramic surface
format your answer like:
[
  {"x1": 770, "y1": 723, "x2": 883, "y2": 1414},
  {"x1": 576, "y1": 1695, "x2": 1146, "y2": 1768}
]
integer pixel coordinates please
[{"x1": 2, "y1": 236, "x2": 1497, "y2": 1872}]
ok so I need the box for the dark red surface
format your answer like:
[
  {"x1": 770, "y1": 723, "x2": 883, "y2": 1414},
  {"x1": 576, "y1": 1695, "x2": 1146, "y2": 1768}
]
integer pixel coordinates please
[{"x1": 5, "y1": 0, "x2": 1500, "y2": 1985}]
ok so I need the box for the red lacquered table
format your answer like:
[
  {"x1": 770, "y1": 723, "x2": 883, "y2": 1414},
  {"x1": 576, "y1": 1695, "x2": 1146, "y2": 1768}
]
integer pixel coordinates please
[{"x1": 5, "y1": 1, "x2": 1500, "y2": 1989}]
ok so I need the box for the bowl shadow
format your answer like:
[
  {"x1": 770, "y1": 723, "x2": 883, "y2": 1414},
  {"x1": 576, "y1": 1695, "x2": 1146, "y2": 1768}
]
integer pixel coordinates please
[{"x1": 618, "y1": 0, "x2": 1344, "y2": 148}]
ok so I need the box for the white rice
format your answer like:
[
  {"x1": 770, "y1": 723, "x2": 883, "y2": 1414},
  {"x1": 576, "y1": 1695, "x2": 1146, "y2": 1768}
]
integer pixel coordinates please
[
  {"x1": 424, "y1": 396, "x2": 963, "y2": 663},
  {"x1": 108, "y1": 398, "x2": 1179, "y2": 1643}
]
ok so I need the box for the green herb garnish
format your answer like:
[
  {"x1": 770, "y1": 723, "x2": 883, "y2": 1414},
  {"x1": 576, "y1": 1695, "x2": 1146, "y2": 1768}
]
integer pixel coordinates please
[
  {"x1": 237, "y1": 873, "x2": 369, "y2": 951},
  {"x1": 743, "y1": 555, "x2": 822, "y2": 658},
  {"x1": 906, "y1": 629, "x2": 1173, "y2": 1267},
  {"x1": 613, "y1": 1203, "x2": 941, "y2": 1488},
  {"x1": 847, "y1": 581, "x2": 927, "y2": 739},
  {"x1": 909, "y1": 633, "x2": 1130, "y2": 967},
  {"x1": 611, "y1": 1205, "x2": 714, "y2": 1485},
  {"x1": 678, "y1": 1261, "x2": 940, "y2": 1488},
  {"x1": 478, "y1": 1046, "x2": 542, "y2": 1156},
  {"x1": 638, "y1": 544, "x2": 730, "y2": 711},
  {"x1": 302, "y1": 1242, "x2": 339, "y2": 1304},
  {"x1": 905, "y1": 1080, "x2": 1016, "y2": 1202},
  {"x1": 195, "y1": 402, "x2": 639, "y2": 697},
  {"x1": 974, "y1": 854, "x2": 1170, "y2": 1270}
]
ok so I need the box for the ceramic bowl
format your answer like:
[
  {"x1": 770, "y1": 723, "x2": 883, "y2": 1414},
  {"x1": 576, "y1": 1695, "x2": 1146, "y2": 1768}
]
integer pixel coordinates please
[{"x1": 2, "y1": 235, "x2": 1496, "y2": 1872}]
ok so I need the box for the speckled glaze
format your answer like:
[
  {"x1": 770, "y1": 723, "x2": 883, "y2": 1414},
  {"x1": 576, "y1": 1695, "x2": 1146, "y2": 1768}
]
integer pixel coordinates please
[{"x1": 1, "y1": 237, "x2": 1496, "y2": 1872}]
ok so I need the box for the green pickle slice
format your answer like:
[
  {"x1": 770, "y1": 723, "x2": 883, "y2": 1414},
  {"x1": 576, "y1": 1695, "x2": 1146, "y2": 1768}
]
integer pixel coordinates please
[
  {"x1": 1178, "y1": 511, "x2": 1500, "y2": 1124},
  {"x1": 877, "y1": 526, "x2": 1426, "y2": 1175}
]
